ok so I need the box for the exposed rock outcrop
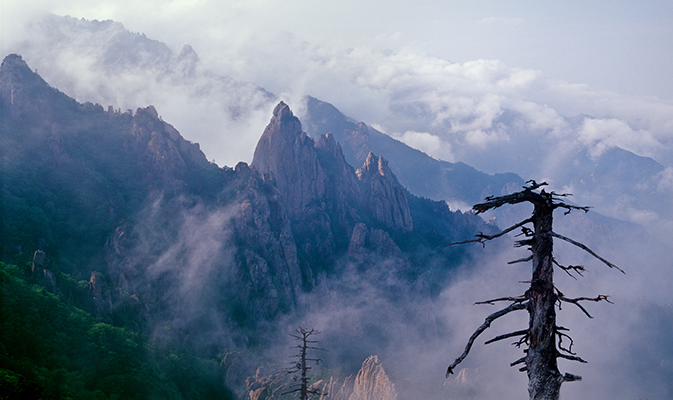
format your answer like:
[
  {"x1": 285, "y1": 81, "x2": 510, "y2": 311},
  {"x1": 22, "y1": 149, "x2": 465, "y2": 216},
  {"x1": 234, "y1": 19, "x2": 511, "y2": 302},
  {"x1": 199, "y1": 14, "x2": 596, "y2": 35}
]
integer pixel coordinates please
[
  {"x1": 85, "y1": 271, "x2": 113, "y2": 323},
  {"x1": 356, "y1": 152, "x2": 413, "y2": 232},
  {"x1": 30, "y1": 250, "x2": 61, "y2": 295},
  {"x1": 242, "y1": 356, "x2": 396, "y2": 400},
  {"x1": 347, "y1": 223, "x2": 402, "y2": 261},
  {"x1": 251, "y1": 102, "x2": 337, "y2": 277},
  {"x1": 251, "y1": 102, "x2": 416, "y2": 284},
  {"x1": 232, "y1": 162, "x2": 304, "y2": 316},
  {"x1": 252, "y1": 101, "x2": 328, "y2": 216},
  {"x1": 129, "y1": 106, "x2": 188, "y2": 191},
  {"x1": 348, "y1": 356, "x2": 397, "y2": 400}
]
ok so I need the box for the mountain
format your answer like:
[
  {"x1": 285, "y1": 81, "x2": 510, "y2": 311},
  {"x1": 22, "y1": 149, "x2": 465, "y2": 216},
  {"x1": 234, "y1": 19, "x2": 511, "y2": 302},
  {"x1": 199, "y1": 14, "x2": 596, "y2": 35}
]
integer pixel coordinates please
[
  {"x1": 11, "y1": 13, "x2": 277, "y2": 167},
  {"x1": 0, "y1": 54, "x2": 497, "y2": 397},
  {"x1": 9, "y1": 14, "x2": 523, "y2": 209},
  {"x1": 4, "y1": 14, "x2": 673, "y2": 399},
  {"x1": 301, "y1": 96, "x2": 523, "y2": 206},
  {"x1": 11, "y1": 13, "x2": 672, "y2": 240}
]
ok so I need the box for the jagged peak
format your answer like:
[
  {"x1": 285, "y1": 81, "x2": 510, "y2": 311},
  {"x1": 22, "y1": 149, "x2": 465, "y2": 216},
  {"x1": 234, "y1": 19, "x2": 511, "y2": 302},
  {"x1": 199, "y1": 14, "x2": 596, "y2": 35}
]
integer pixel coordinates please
[
  {"x1": 178, "y1": 44, "x2": 199, "y2": 61},
  {"x1": 2, "y1": 54, "x2": 28, "y2": 69},
  {"x1": 357, "y1": 151, "x2": 392, "y2": 179},
  {"x1": 1, "y1": 54, "x2": 49, "y2": 87},
  {"x1": 315, "y1": 132, "x2": 341, "y2": 153},
  {"x1": 272, "y1": 101, "x2": 299, "y2": 123},
  {"x1": 135, "y1": 105, "x2": 159, "y2": 119},
  {"x1": 252, "y1": 102, "x2": 306, "y2": 169},
  {"x1": 252, "y1": 101, "x2": 327, "y2": 212},
  {"x1": 351, "y1": 355, "x2": 398, "y2": 400}
]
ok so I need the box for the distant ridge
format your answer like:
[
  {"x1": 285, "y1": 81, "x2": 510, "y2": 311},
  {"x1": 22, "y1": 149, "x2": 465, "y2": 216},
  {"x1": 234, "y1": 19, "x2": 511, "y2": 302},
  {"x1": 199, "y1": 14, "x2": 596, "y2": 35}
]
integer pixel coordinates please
[{"x1": 301, "y1": 96, "x2": 523, "y2": 205}]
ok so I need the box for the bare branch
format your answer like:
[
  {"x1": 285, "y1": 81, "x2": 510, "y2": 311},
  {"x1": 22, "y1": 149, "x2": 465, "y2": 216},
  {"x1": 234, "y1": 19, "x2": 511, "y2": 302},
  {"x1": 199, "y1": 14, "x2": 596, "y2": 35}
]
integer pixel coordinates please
[
  {"x1": 562, "y1": 373, "x2": 582, "y2": 383},
  {"x1": 558, "y1": 295, "x2": 613, "y2": 319},
  {"x1": 447, "y1": 218, "x2": 534, "y2": 247},
  {"x1": 553, "y1": 201, "x2": 591, "y2": 215},
  {"x1": 508, "y1": 255, "x2": 533, "y2": 265},
  {"x1": 551, "y1": 231, "x2": 625, "y2": 274},
  {"x1": 552, "y1": 258, "x2": 585, "y2": 279},
  {"x1": 446, "y1": 302, "x2": 527, "y2": 377},
  {"x1": 556, "y1": 330, "x2": 576, "y2": 355},
  {"x1": 476, "y1": 295, "x2": 527, "y2": 305},
  {"x1": 511, "y1": 357, "x2": 526, "y2": 367},
  {"x1": 473, "y1": 181, "x2": 549, "y2": 214},
  {"x1": 484, "y1": 330, "x2": 528, "y2": 345},
  {"x1": 557, "y1": 353, "x2": 588, "y2": 363}
]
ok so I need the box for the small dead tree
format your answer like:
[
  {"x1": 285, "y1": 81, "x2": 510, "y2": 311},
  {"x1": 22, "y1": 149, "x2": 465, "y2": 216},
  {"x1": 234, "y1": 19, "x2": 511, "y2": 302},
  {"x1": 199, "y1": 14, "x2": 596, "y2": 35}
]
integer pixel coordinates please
[
  {"x1": 445, "y1": 181, "x2": 624, "y2": 400},
  {"x1": 282, "y1": 327, "x2": 327, "y2": 400}
]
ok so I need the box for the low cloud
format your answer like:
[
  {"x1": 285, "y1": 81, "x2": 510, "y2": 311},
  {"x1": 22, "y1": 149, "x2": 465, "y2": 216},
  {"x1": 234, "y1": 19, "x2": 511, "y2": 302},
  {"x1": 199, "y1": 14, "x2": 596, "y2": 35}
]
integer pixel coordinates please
[
  {"x1": 392, "y1": 130, "x2": 454, "y2": 161},
  {"x1": 578, "y1": 117, "x2": 661, "y2": 159}
]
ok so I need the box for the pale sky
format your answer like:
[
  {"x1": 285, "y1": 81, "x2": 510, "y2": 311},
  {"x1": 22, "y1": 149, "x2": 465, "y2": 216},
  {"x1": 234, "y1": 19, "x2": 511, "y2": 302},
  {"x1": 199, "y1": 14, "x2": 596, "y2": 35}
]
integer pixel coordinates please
[{"x1": 2, "y1": 0, "x2": 673, "y2": 101}]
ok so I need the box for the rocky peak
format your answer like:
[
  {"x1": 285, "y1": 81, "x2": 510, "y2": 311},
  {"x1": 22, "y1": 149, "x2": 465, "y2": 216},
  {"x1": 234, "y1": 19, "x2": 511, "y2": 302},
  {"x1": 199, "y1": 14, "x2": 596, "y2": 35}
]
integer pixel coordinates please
[
  {"x1": 315, "y1": 132, "x2": 361, "y2": 228},
  {"x1": 131, "y1": 106, "x2": 187, "y2": 184},
  {"x1": 176, "y1": 44, "x2": 200, "y2": 78},
  {"x1": 251, "y1": 101, "x2": 328, "y2": 216},
  {"x1": 0, "y1": 54, "x2": 75, "y2": 123},
  {"x1": 348, "y1": 355, "x2": 397, "y2": 400},
  {"x1": 356, "y1": 152, "x2": 413, "y2": 232}
]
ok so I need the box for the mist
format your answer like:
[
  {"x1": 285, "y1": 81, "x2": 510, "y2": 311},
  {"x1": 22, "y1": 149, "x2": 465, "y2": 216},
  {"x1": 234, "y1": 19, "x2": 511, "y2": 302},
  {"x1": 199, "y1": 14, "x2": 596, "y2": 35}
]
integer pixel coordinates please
[
  {"x1": 5, "y1": 12, "x2": 673, "y2": 241},
  {"x1": 262, "y1": 204, "x2": 673, "y2": 400},
  {"x1": 2, "y1": 4, "x2": 673, "y2": 399}
]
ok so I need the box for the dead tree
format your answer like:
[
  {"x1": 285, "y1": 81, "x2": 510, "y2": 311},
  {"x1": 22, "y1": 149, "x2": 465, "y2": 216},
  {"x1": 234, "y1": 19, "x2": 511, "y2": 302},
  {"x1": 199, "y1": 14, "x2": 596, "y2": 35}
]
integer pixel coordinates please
[
  {"x1": 282, "y1": 327, "x2": 327, "y2": 400},
  {"x1": 445, "y1": 181, "x2": 624, "y2": 400}
]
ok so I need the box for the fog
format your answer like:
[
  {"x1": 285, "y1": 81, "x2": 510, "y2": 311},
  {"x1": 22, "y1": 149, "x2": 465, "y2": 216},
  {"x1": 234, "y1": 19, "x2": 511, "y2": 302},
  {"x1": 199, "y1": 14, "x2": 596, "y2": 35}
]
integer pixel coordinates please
[
  {"x1": 2, "y1": 3, "x2": 672, "y2": 398},
  {"x1": 114, "y1": 187, "x2": 673, "y2": 399},
  {"x1": 4, "y1": 12, "x2": 673, "y2": 239},
  {"x1": 272, "y1": 205, "x2": 673, "y2": 399}
]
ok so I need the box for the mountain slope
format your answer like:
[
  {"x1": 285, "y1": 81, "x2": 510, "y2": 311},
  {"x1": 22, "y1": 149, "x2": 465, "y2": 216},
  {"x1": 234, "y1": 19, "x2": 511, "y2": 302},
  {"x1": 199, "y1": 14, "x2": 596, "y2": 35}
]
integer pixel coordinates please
[
  {"x1": 301, "y1": 96, "x2": 523, "y2": 205},
  {"x1": 1, "y1": 54, "x2": 494, "y2": 397},
  {"x1": 11, "y1": 13, "x2": 672, "y2": 239}
]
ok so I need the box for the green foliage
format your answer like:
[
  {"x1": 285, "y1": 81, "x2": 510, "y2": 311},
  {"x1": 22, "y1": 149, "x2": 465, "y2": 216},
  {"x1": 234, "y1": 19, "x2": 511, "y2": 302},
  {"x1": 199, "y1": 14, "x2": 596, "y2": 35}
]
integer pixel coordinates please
[{"x1": 0, "y1": 262, "x2": 235, "y2": 400}]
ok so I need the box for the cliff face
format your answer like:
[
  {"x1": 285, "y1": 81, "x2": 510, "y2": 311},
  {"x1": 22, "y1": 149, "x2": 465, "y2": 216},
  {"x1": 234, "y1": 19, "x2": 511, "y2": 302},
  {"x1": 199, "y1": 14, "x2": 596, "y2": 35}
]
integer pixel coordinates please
[
  {"x1": 252, "y1": 102, "x2": 328, "y2": 215},
  {"x1": 231, "y1": 162, "x2": 304, "y2": 319},
  {"x1": 2, "y1": 55, "x2": 495, "y2": 398},
  {"x1": 251, "y1": 102, "x2": 417, "y2": 280},
  {"x1": 356, "y1": 152, "x2": 413, "y2": 232},
  {"x1": 348, "y1": 356, "x2": 398, "y2": 400}
]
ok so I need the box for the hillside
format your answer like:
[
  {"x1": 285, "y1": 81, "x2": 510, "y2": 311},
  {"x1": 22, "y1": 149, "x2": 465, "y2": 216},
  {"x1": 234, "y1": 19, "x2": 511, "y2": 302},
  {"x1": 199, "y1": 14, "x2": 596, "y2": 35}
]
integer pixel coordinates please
[{"x1": 1, "y1": 54, "x2": 500, "y2": 398}]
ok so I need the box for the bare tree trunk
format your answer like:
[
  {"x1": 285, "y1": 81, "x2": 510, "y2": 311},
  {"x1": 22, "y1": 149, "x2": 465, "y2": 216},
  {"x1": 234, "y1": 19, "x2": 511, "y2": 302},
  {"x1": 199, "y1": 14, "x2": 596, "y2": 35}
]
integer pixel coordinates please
[
  {"x1": 445, "y1": 181, "x2": 622, "y2": 399},
  {"x1": 283, "y1": 327, "x2": 326, "y2": 400},
  {"x1": 526, "y1": 202, "x2": 562, "y2": 400}
]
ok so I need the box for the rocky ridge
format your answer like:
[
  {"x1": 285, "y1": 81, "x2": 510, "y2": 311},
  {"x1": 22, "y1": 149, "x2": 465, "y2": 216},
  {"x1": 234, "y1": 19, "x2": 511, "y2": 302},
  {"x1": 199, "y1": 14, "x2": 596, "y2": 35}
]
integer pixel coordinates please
[
  {"x1": 1, "y1": 54, "x2": 495, "y2": 397},
  {"x1": 245, "y1": 355, "x2": 397, "y2": 400},
  {"x1": 251, "y1": 102, "x2": 419, "y2": 280}
]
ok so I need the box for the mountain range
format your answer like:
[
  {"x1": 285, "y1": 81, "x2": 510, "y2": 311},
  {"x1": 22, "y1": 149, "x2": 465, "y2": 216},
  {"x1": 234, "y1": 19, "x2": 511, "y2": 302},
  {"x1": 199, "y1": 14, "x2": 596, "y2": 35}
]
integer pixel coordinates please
[
  {"x1": 0, "y1": 53, "x2": 507, "y2": 398},
  {"x1": 2, "y1": 13, "x2": 673, "y2": 400},
  {"x1": 11, "y1": 14, "x2": 673, "y2": 237}
]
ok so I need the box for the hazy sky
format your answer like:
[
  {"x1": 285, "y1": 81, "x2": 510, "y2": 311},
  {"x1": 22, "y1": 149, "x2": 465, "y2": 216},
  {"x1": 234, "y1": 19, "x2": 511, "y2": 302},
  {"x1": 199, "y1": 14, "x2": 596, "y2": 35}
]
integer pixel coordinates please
[
  {"x1": 2, "y1": 3, "x2": 672, "y2": 398},
  {"x1": 2, "y1": 0, "x2": 673, "y2": 101}
]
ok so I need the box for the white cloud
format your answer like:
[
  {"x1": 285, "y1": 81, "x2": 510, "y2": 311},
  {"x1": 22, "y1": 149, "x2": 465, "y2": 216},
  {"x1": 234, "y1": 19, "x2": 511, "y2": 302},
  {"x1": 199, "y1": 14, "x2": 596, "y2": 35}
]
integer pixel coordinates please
[
  {"x1": 393, "y1": 130, "x2": 454, "y2": 161},
  {"x1": 656, "y1": 167, "x2": 673, "y2": 192},
  {"x1": 578, "y1": 117, "x2": 661, "y2": 159}
]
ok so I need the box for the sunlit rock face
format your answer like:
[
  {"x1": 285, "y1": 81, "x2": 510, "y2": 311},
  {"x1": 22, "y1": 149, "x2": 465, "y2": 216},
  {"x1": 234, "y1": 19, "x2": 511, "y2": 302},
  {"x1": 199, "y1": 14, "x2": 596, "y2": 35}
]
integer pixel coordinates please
[
  {"x1": 348, "y1": 355, "x2": 398, "y2": 400},
  {"x1": 356, "y1": 152, "x2": 413, "y2": 232},
  {"x1": 308, "y1": 357, "x2": 397, "y2": 400},
  {"x1": 251, "y1": 102, "x2": 415, "y2": 279},
  {"x1": 252, "y1": 101, "x2": 328, "y2": 216}
]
